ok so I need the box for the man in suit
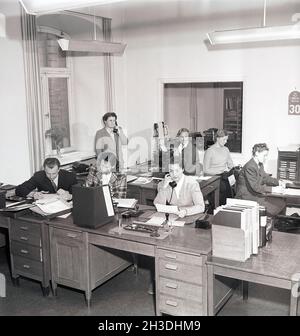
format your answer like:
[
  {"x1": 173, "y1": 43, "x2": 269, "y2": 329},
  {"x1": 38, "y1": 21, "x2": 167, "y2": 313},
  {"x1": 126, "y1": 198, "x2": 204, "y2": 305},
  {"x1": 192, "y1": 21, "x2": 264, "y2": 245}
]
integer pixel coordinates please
[
  {"x1": 85, "y1": 152, "x2": 126, "y2": 199},
  {"x1": 95, "y1": 112, "x2": 128, "y2": 171},
  {"x1": 15, "y1": 158, "x2": 77, "y2": 201},
  {"x1": 154, "y1": 160, "x2": 205, "y2": 217},
  {"x1": 235, "y1": 143, "x2": 286, "y2": 216}
]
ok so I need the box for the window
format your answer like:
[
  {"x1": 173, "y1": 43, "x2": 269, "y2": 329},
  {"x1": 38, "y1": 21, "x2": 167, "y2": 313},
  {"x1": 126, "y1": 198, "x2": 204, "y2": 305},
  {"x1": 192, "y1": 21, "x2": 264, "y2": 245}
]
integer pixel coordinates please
[
  {"x1": 37, "y1": 26, "x2": 73, "y2": 156},
  {"x1": 164, "y1": 81, "x2": 243, "y2": 153}
]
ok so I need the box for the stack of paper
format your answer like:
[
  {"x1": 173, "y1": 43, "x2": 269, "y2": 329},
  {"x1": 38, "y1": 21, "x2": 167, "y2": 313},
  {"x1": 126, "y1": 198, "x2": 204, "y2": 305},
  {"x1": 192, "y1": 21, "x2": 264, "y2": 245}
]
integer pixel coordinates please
[
  {"x1": 113, "y1": 198, "x2": 138, "y2": 208},
  {"x1": 130, "y1": 177, "x2": 152, "y2": 185},
  {"x1": 31, "y1": 199, "x2": 72, "y2": 216}
]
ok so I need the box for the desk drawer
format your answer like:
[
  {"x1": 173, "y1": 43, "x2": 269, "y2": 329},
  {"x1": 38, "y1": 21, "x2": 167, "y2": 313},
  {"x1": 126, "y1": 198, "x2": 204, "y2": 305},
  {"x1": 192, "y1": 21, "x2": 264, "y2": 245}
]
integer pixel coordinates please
[
  {"x1": 13, "y1": 255, "x2": 43, "y2": 278},
  {"x1": 159, "y1": 294, "x2": 203, "y2": 316},
  {"x1": 11, "y1": 241, "x2": 42, "y2": 262},
  {"x1": 157, "y1": 249, "x2": 203, "y2": 266},
  {"x1": 0, "y1": 216, "x2": 9, "y2": 228},
  {"x1": 10, "y1": 228, "x2": 42, "y2": 247},
  {"x1": 158, "y1": 260, "x2": 203, "y2": 285},
  {"x1": 89, "y1": 234, "x2": 155, "y2": 257},
  {"x1": 11, "y1": 219, "x2": 40, "y2": 235},
  {"x1": 52, "y1": 227, "x2": 83, "y2": 242},
  {"x1": 159, "y1": 276, "x2": 203, "y2": 303}
]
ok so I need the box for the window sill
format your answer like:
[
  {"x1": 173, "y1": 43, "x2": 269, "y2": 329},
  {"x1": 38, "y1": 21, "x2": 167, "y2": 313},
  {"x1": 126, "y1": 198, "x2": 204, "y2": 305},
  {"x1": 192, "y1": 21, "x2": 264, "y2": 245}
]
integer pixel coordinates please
[{"x1": 48, "y1": 151, "x2": 96, "y2": 166}]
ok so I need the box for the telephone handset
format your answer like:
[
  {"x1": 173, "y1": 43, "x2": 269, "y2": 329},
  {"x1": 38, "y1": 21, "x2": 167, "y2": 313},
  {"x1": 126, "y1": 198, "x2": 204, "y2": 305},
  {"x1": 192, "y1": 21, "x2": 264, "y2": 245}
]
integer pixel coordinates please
[
  {"x1": 169, "y1": 180, "x2": 177, "y2": 189},
  {"x1": 113, "y1": 120, "x2": 119, "y2": 134}
]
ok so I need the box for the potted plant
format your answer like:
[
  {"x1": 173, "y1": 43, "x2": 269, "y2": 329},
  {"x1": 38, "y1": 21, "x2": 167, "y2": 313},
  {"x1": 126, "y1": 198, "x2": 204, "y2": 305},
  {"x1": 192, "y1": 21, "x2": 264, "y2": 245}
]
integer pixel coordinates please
[{"x1": 45, "y1": 127, "x2": 67, "y2": 157}]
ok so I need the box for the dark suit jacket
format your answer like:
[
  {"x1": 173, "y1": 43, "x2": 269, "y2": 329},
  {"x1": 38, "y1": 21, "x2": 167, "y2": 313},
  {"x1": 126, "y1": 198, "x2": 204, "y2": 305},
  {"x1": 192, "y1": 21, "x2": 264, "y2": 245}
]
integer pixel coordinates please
[
  {"x1": 235, "y1": 158, "x2": 279, "y2": 204},
  {"x1": 15, "y1": 169, "x2": 77, "y2": 197}
]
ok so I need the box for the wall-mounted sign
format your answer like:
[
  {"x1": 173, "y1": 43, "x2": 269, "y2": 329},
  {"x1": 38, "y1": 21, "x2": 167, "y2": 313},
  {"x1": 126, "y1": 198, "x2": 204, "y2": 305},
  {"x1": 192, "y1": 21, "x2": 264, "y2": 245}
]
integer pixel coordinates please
[{"x1": 288, "y1": 91, "x2": 300, "y2": 115}]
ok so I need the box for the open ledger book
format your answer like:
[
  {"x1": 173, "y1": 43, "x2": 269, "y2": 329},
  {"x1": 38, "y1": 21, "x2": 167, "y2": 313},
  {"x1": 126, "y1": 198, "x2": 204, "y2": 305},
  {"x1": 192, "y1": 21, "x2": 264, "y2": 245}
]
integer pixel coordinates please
[{"x1": 30, "y1": 197, "x2": 72, "y2": 218}]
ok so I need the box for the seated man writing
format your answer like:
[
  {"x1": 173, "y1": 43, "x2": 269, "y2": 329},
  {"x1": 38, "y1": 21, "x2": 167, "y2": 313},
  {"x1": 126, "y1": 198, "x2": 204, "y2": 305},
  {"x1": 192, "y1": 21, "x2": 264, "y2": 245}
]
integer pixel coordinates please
[
  {"x1": 85, "y1": 152, "x2": 126, "y2": 199},
  {"x1": 154, "y1": 160, "x2": 205, "y2": 217},
  {"x1": 15, "y1": 158, "x2": 77, "y2": 201}
]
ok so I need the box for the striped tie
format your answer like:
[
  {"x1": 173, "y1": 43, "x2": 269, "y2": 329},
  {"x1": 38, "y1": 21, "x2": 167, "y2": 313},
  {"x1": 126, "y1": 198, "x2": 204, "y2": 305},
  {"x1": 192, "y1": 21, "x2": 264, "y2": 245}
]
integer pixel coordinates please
[{"x1": 51, "y1": 180, "x2": 57, "y2": 192}]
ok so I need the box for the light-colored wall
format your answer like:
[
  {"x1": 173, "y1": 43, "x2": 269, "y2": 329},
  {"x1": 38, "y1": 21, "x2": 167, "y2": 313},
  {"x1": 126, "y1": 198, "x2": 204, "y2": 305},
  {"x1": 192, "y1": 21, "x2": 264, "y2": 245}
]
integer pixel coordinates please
[
  {"x1": 0, "y1": 0, "x2": 30, "y2": 184},
  {"x1": 113, "y1": 12, "x2": 300, "y2": 175}
]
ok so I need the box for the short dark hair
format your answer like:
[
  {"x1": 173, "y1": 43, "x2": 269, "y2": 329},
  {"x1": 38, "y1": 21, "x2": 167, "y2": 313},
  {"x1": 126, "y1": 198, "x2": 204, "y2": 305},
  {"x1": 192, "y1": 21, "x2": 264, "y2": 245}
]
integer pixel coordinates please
[
  {"x1": 102, "y1": 112, "x2": 117, "y2": 123},
  {"x1": 43, "y1": 158, "x2": 61, "y2": 169},
  {"x1": 216, "y1": 129, "x2": 228, "y2": 138},
  {"x1": 252, "y1": 143, "x2": 269, "y2": 156},
  {"x1": 176, "y1": 128, "x2": 190, "y2": 137}
]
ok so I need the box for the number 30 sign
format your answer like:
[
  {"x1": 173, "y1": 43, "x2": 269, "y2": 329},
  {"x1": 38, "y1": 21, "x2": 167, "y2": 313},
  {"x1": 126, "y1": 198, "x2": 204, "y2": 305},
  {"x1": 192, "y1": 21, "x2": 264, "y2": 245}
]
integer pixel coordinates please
[{"x1": 288, "y1": 91, "x2": 300, "y2": 115}]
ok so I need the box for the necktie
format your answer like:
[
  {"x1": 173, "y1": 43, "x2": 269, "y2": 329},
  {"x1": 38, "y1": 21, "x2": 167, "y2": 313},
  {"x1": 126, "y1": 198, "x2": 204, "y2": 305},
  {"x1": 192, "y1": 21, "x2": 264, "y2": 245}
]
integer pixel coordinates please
[{"x1": 51, "y1": 180, "x2": 57, "y2": 192}]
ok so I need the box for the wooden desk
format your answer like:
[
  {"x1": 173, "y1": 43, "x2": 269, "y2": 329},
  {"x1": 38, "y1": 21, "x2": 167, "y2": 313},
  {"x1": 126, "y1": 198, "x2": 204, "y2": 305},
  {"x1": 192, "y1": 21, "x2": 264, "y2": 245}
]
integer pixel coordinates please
[
  {"x1": 207, "y1": 231, "x2": 300, "y2": 316},
  {"x1": 127, "y1": 176, "x2": 220, "y2": 208},
  {"x1": 47, "y1": 211, "x2": 232, "y2": 315}
]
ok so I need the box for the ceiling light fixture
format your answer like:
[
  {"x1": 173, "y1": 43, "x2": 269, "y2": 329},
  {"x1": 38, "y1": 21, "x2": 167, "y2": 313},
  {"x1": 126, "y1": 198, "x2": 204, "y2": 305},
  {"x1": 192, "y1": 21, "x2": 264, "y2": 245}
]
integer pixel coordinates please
[
  {"x1": 207, "y1": 0, "x2": 300, "y2": 45},
  {"x1": 57, "y1": 38, "x2": 126, "y2": 54},
  {"x1": 19, "y1": 0, "x2": 127, "y2": 15}
]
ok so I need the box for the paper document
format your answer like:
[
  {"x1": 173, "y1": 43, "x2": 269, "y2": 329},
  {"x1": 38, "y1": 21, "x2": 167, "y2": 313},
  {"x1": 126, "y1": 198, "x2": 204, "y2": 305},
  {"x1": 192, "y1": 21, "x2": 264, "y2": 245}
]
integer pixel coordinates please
[
  {"x1": 0, "y1": 203, "x2": 34, "y2": 212},
  {"x1": 286, "y1": 207, "x2": 300, "y2": 216},
  {"x1": 228, "y1": 174, "x2": 236, "y2": 187},
  {"x1": 102, "y1": 185, "x2": 115, "y2": 216},
  {"x1": 113, "y1": 198, "x2": 138, "y2": 208},
  {"x1": 198, "y1": 176, "x2": 212, "y2": 181},
  {"x1": 146, "y1": 216, "x2": 165, "y2": 226},
  {"x1": 155, "y1": 204, "x2": 179, "y2": 214},
  {"x1": 283, "y1": 188, "x2": 300, "y2": 196},
  {"x1": 126, "y1": 175, "x2": 138, "y2": 183},
  {"x1": 130, "y1": 177, "x2": 152, "y2": 185},
  {"x1": 272, "y1": 186, "x2": 284, "y2": 194},
  {"x1": 35, "y1": 199, "x2": 72, "y2": 215}
]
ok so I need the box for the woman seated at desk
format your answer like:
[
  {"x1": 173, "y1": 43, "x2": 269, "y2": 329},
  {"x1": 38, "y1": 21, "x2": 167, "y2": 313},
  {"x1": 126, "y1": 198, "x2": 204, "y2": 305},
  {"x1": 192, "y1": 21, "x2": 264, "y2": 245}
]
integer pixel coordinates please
[
  {"x1": 85, "y1": 152, "x2": 126, "y2": 199},
  {"x1": 154, "y1": 160, "x2": 205, "y2": 217},
  {"x1": 203, "y1": 129, "x2": 234, "y2": 205},
  {"x1": 235, "y1": 143, "x2": 285, "y2": 216}
]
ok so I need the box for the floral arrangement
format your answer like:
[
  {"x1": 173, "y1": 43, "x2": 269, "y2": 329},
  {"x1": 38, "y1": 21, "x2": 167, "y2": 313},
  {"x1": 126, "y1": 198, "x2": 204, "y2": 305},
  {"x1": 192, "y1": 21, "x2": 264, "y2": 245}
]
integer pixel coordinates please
[{"x1": 45, "y1": 127, "x2": 67, "y2": 155}]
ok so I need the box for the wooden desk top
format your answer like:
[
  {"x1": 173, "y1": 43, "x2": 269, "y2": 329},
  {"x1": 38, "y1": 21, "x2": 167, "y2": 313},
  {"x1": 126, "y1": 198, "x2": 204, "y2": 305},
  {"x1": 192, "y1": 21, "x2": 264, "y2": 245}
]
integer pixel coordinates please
[
  {"x1": 45, "y1": 209, "x2": 212, "y2": 257},
  {"x1": 128, "y1": 175, "x2": 220, "y2": 190},
  {"x1": 207, "y1": 231, "x2": 300, "y2": 281}
]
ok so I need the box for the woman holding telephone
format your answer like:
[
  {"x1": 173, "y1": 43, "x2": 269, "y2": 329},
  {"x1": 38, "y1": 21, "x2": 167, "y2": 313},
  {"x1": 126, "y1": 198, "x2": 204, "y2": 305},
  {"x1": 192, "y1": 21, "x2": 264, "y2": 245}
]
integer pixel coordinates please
[
  {"x1": 95, "y1": 112, "x2": 128, "y2": 171},
  {"x1": 154, "y1": 161, "x2": 205, "y2": 217}
]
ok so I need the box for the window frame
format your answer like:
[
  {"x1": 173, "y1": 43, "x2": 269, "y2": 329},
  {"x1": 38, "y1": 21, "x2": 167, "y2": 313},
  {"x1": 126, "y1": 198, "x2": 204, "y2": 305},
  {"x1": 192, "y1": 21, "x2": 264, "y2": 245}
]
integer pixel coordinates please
[{"x1": 37, "y1": 26, "x2": 75, "y2": 156}]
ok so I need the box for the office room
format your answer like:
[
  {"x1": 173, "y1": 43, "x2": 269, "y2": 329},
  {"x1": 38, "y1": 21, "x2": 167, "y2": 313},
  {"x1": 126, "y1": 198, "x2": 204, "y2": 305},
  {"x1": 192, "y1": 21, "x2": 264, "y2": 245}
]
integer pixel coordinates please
[{"x1": 1, "y1": 0, "x2": 300, "y2": 320}]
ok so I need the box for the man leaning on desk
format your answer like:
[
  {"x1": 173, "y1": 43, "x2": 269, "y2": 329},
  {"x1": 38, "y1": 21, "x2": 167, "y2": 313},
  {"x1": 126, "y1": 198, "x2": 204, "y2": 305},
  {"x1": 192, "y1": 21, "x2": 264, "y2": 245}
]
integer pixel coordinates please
[
  {"x1": 154, "y1": 159, "x2": 205, "y2": 217},
  {"x1": 15, "y1": 158, "x2": 77, "y2": 201}
]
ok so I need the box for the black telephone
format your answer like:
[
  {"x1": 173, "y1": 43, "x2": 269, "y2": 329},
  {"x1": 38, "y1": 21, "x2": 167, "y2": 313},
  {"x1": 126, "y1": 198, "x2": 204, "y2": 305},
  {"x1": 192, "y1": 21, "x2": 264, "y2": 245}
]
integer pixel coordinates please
[
  {"x1": 169, "y1": 180, "x2": 177, "y2": 188},
  {"x1": 113, "y1": 121, "x2": 119, "y2": 134}
]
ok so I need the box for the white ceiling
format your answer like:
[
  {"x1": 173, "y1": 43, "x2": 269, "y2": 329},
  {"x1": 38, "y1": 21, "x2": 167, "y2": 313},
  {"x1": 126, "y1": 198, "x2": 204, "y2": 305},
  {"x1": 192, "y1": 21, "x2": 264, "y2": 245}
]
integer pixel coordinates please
[{"x1": 74, "y1": 0, "x2": 300, "y2": 28}]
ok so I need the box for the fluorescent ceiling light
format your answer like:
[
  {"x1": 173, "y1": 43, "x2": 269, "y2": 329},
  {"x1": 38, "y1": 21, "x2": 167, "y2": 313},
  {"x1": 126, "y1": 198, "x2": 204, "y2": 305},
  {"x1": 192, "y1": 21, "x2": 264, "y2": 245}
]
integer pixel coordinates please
[
  {"x1": 58, "y1": 38, "x2": 126, "y2": 54},
  {"x1": 20, "y1": 0, "x2": 127, "y2": 15},
  {"x1": 207, "y1": 22, "x2": 300, "y2": 45}
]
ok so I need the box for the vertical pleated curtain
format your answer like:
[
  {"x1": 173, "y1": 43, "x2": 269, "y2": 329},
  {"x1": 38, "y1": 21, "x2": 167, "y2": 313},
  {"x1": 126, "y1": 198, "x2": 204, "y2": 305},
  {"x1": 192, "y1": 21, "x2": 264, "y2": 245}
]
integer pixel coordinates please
[
  {"x1": 102, "y1": 17, "x2": 115, "y2": 113},
  {"x1": 190, "y1": 84, "x2": 198, "y2": 132},
  {"x1": 20, "y1": 5, "x2": 45, "y2": 174}
]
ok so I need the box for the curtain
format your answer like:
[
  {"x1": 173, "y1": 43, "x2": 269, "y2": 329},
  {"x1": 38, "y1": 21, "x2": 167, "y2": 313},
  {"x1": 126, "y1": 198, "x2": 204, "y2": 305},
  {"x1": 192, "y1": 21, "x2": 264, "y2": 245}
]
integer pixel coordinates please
[
  {"x1": 20, "y1": 6, "x2": 45, "y2": 174},
  {"x1": 102, "y1": 17, "x2": 115, "y2": 113}
]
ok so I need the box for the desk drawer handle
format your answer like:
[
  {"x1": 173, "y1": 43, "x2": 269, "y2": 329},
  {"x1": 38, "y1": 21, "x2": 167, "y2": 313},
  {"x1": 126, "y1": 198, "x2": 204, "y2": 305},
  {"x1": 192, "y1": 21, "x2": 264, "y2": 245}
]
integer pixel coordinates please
[
  {"x1": 166, "y1": 282, "x2": 178, "y2": 289},
  {"x1": 23, "y1": 264, "x2": 30, "y2": 269},
  {"x1": 20, "y1": 249, "x2": 29, "y2": 254},
  {"x1": 166, "y1": 300, "x2": 178, "y2": 307},
  {"x1": 67, "y1": 233, "x2": 78, "y2": 238},
  {"x1": 20, "y1": 236, "x2": 28, "y2": 241},
  {"x1": 164, "y1": 253, "x2": 177, "y2": 260},
  {"x1": 20, "y1": 226, "x2": 28, "y2": 231},
  {"x1": 165, "y1": 263, "x2": 178, "y2": 271}
]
